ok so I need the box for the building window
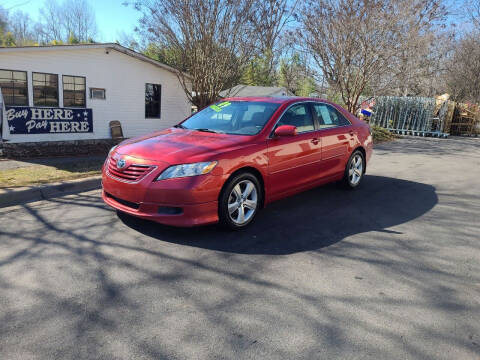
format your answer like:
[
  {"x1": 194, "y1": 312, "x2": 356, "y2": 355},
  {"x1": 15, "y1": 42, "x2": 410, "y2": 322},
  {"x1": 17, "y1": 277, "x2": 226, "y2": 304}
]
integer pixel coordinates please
[
  {"x1": 145, "y1": 83, "x2": 161, "y2": 118},
  {"x1": 90, "y1": 88, "x2": 105, "y2": 100},
  {"x1": 63, "y1": 75, "x2": 86, "y2": 107},
  {"x1": 0, "y1": 69, "x2": 28, "y2": 106},
  {"x1": 33, "y1": 72, "x2": 59, "y2": 106}
]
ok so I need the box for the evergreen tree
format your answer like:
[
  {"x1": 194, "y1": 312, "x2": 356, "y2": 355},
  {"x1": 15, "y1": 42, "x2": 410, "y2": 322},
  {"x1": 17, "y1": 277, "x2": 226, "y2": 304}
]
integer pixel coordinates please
[{"x1": 242, "y1": 51, "x2": 276, "y2": 86}]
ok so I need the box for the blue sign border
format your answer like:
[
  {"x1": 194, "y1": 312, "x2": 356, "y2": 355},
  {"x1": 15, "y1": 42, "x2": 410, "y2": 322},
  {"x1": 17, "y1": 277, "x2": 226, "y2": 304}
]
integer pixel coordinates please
[{"x1": 5, "y1": 106, "x2": 93, "y2": 134}]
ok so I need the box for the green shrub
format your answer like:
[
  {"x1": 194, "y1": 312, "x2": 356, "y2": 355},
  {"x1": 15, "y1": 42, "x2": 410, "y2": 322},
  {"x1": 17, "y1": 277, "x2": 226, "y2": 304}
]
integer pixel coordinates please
[{"x1": 371, "y1": 125, "x2": 395, "y2": 143}]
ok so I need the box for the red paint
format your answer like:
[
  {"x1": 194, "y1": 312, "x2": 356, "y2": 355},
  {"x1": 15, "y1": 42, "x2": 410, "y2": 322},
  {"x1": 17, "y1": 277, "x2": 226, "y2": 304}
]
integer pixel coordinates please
[
  {"x1": 274, "y1": 124, "x2": 297, "y2": 137},
  {"x1": 102, "y1": 97, "x2": 373, "y2": 227}
]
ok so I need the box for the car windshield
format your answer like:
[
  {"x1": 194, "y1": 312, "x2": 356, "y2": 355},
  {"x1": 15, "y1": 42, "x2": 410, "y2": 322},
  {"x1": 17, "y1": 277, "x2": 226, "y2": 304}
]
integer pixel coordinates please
[{"x1": 179, "y1": 101, "x2": 281, "y2": 135}]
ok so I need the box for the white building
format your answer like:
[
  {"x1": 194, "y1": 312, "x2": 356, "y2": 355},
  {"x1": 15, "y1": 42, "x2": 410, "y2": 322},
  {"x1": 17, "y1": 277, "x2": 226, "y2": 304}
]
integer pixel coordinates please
[{"x1": 0, "y1": 43, "x2": 191, "y2": 145}]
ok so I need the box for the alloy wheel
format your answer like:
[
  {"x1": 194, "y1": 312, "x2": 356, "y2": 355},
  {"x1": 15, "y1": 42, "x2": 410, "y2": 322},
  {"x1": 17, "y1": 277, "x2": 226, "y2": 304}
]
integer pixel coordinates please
[
  {"x1": 227, "y1": 180, "x2": 258, "y2": 225},
  {"x1": 348, "y1": 154, "x2": 363, "y2": 186}
]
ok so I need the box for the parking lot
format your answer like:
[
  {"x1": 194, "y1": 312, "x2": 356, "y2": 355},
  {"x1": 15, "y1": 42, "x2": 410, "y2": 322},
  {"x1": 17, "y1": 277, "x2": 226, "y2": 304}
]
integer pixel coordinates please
[{"x1": 0, "y1": 136, "x2": 479, "y2": 359}]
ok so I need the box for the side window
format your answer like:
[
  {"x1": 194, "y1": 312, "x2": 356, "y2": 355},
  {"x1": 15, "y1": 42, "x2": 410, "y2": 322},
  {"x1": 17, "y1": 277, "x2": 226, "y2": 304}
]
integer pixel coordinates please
[
  {"x1": 313, "y1": 103, "x2": 351, "y2": 128},
  {"x1": 277, "y1": 103, "x2": 314, "y2": 133}
]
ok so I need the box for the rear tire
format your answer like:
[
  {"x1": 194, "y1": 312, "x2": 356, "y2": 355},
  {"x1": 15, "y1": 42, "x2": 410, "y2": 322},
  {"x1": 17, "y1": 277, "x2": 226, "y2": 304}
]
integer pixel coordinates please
[
  {"x1": 342, "y1": 150, "x2": 365, "y2": 189},
  {"x1": 219, "y1": 172, "x2": 262, "y2": 230}
]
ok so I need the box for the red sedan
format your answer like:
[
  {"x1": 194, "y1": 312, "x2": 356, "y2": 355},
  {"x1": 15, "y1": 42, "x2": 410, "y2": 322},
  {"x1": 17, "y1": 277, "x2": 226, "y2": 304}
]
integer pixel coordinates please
[{"x1": 102, "y1": 97, "x2": 373, "y2": 229}]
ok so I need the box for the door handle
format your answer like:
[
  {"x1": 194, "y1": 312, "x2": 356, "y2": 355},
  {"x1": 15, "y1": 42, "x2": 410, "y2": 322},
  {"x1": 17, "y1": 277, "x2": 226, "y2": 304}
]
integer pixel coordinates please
[{"x1": 311, "y1": 138, "x2": 320, "y2": 145}]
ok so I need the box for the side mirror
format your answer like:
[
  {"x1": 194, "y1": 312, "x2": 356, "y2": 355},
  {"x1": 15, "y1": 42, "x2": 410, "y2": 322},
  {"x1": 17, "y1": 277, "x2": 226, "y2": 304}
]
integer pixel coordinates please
[{"x1": 274, "y1": 125, "x2": 297, "y2": 137}]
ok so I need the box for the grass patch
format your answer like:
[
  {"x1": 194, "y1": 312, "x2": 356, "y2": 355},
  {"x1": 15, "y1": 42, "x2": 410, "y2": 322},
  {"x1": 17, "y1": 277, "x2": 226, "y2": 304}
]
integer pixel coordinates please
[
  {"x1": 0, "y1": 159, "x2": 103, "y2": 188},
  {"x1": 371, "y1": 125, "x2": 395, "y2": 143}
]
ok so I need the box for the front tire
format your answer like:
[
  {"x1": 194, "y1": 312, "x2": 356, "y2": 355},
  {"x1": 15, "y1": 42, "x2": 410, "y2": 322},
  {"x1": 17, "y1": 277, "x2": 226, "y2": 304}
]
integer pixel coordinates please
[
  {"x1": 343, "y1": 150, "x2": 365, "y2": 189},
  {"x1": 219, "y1": 172, "x2": 262, "y2": 230}
]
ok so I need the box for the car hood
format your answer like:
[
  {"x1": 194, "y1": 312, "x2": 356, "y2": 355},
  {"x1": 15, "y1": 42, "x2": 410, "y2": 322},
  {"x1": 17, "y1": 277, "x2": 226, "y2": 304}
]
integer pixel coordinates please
[{"x1": 115, "y1": 128, "x2": 252, "y2": 164}]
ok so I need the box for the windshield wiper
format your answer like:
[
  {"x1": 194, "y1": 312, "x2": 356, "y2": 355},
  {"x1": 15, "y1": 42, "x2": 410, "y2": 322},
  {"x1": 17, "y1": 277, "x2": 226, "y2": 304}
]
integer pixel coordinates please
[
  {"x1": 174, "y1": 124, "x2": 186, "y2": 129},
  {"x1": 194, "y1": 128, "x2": 223, "y2": 134}
]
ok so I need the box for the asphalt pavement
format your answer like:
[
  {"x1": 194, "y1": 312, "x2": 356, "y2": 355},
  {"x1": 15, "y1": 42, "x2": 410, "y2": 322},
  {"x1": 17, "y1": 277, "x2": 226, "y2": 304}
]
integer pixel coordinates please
[{"x1": 0, "y1": 136, "x2": 479, "y2": 359}]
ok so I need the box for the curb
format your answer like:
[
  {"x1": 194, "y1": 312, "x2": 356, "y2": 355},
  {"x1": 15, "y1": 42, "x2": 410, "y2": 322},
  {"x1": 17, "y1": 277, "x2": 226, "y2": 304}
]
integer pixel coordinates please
[{"x1": 0, "y1": 175, "x2": 102, "y2": 208}]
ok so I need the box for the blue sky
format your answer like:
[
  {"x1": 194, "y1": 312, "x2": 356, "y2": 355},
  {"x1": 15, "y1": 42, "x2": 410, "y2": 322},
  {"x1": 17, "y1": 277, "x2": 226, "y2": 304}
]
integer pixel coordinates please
[
  {"x1": 4, "y1": 0, "x2": 471, "y2": 42},
  {"x1": 4, "y1": 0, "x2": 141, "y2": 42}
]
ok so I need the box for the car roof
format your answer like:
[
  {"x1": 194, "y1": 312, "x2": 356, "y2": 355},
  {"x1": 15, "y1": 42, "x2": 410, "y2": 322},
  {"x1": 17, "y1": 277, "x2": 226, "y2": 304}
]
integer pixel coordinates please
[{"x1": 221, "y1": 96, "x2": 333, "y2": 105}]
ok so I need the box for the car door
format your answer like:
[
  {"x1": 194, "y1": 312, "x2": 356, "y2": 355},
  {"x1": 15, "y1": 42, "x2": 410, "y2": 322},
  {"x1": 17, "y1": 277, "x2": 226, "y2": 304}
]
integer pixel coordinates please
[
  {"x1": 312, "y1": 103, "x2": 354, "y2": 179},
  {"x1": 266, "y1": 102, "x2": 322, "y2": 196}
]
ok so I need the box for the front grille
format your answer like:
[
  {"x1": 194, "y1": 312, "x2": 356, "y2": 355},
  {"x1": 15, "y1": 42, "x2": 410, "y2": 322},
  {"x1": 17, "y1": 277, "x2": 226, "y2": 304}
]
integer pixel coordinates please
[
  {"x1": 105, "y1": 192, "x2": 140, "y2": 210},
  {"x1": 107, "y1": 157, "x2": 154, "y2": 182}
]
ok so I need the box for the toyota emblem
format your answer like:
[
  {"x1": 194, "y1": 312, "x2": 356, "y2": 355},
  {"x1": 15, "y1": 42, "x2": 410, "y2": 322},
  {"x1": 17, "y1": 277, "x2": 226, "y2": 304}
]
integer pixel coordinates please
[{"x1": 116, "y1": 159, "x2": 126, "y2": 169}]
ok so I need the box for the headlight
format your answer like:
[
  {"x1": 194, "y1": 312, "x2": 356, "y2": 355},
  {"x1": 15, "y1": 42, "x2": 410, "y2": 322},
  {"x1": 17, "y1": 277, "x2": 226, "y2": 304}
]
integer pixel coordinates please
[
  {"x1": 156, "y1": 161, "x2": 218, "y2": 180},
  {"x1": 108, "y1": 145, "x2": 118, "y2": 157}
]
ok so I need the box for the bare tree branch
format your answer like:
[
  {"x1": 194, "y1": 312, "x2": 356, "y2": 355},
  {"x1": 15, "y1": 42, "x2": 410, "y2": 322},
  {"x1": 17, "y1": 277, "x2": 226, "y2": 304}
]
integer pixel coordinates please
[
  {"x1": 299, "y1": 0, "x2": 447, "y2": 113},
  {"x1": 132, "y1": 0, "x2": 261, "y2": 109}
]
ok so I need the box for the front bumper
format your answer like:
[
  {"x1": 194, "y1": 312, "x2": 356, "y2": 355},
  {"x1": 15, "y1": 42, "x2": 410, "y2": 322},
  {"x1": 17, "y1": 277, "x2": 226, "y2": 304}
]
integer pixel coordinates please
[
  {"x1": 102, "y1": 190, "x2": 219, "y2": 227},
  {"x1": 102, "y1": 156, "x2": 224, "y2": 227},
  {"x1": 364, "y1": 135, "x2": 374, "y2": 164}
]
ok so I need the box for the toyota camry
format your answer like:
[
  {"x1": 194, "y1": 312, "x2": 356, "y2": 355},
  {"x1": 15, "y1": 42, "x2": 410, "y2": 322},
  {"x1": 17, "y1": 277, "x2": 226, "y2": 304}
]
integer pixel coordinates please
[{"x1": 102, "y1": 97, "x2": 373, "y2": 229}]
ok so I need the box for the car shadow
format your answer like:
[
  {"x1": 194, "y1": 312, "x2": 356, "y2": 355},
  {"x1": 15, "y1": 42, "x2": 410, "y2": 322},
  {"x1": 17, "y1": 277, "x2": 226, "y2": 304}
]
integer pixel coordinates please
[{"x1": 117, "y1": 175, "x2": 438, "y2": 255}]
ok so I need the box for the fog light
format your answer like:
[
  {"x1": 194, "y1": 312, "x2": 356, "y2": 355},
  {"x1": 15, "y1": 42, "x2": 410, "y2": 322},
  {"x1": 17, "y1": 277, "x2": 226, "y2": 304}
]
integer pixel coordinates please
[{"x1": 158, "y1": 206, "x2": 183, "y2": 215}]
